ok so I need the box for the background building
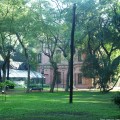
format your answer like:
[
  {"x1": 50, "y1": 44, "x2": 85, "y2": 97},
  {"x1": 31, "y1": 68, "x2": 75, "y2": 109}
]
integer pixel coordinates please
[{"x1": 37, "y1": 51, "x2": 92, "y2": 89}]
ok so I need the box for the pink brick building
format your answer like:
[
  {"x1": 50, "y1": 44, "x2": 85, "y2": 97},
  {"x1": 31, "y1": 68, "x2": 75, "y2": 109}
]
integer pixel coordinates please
[{"x1": 37, "y1": 52, "x2": 92, "y2": 89}]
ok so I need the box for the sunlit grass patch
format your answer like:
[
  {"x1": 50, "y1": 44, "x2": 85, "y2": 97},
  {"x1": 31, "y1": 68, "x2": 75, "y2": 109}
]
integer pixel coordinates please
[{"x1": 0, "y1": 91, "x2": 119, "y2": 120}]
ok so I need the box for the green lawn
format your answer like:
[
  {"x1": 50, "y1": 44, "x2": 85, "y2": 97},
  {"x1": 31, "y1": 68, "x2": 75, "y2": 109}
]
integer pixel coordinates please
[{"x1": 0, "y1": 90, "x2": 120, "y2": 120}]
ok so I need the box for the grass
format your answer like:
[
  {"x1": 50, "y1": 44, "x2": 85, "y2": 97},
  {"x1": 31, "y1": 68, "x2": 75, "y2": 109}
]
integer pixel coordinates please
[{"x1": 0, "y1": 89, "x2": 120, "y2": 120}]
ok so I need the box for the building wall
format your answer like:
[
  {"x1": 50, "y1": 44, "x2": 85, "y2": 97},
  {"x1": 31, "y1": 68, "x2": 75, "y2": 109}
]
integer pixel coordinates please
[{"x1": 38, "y1": 52, "x2": 92, "y2": 89}]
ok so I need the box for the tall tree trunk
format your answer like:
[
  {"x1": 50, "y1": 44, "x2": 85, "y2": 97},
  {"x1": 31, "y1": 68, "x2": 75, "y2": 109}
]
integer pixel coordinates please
[
  {"x1": 7, "y1": 51, "x2": 10, "y2": 80},
  {"x1": 50, "y1": 68, "x2": 57, "y2": 92},
  {"x1": 25, "y1": 48, "x2": 30, "y2": 93},
  {"x1": 0, "y1": 68, "x2": 2, "y2": 82},
  {"x1": 26, "y1": 63, "x2": 30, "y2": 93},
  {"x1": 92, "y1": 77, "x2": 96, "y2": 88},
  {"x1": 50, "y1": 61, "x2": 58, "y2": 93},
  {"x1": 2, "y1": 60, "x2": 7, "y2": 92},
  {"x1": 2, "y1": 60, "x2": 7, "y2": 82},
  {"x1": 16, "y1": 33, "x2": 31, "y2": 93},
  {"x1": 65, "y1": 60, "x2": 70, "y2": 92},
  {"x1": 69, "y1": 3, "x2": 76, "y2": 103}
]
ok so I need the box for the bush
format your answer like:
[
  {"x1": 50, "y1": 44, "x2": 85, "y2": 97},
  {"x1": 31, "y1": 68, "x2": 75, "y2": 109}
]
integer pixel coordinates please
[
  {"x1": 113, "y1": 92, "x2": 120, "y2": 108},
  {"x1": 0, "y1": 80, "x2": 15, "y2": 90},
  {"x1": 5, "y1": 80, "x2": 15, "y2": 89}
]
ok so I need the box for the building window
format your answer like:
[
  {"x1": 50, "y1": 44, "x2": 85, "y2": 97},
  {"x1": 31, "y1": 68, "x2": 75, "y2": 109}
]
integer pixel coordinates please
[
  {"x1": 38, "y1": 53, "x2": 41, "y2": 63},
  {"x1": 56, "y1": 72, "x2": 61, "y2": 84},
  {"x1": 78, "y1": 73, "x2": 82, "y2": 84},
  {"x1": 78, "y1": 51, "x2": 82, "y2": 61}
]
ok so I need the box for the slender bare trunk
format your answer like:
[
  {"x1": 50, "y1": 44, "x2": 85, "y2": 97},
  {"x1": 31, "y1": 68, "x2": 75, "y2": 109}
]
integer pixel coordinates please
[
  {"x1": 16, "y1": 33, "x2": 30, "y2": 93},
  {"x1": 50, "y1": 68, "x2": 57, "y2": 92},
  {"x1": 26, "y1": 63, "x2": 30, "y2": 93},
  {"x1": 65, "y1": 60, "x2": 70, "y2": 92},
  {"x1": 49, "y1": 61, "x2": 58, "y2": 93}
]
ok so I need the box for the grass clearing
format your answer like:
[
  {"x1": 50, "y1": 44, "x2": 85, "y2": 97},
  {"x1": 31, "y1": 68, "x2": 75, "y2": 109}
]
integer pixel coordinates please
[{"x1": 0, "y1": 90, "x2": 120, "y2": 120}]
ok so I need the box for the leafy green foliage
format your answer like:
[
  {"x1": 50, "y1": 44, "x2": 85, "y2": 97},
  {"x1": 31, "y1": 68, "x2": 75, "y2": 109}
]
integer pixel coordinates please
[
  {"x1": 5, "y1": 80, "x2": 16, "y2": 89},
  {"x1": 0, "y1": 80, "x2": 15, "y2": 89},
  {"x1": 76, "y1": 0, "x2": 120, "y2": 92}
]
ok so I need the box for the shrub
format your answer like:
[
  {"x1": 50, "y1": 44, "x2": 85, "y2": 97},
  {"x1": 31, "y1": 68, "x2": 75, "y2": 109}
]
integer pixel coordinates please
[
  {"x1": 113, "y1": 92, "x2": 120, "y2": 108},
  {"x1": 0, "y1": 80, "x2": 15, "y2": 89},
  {"x1": 5, "y1": 80, "x2": 15, "y2": 89}
]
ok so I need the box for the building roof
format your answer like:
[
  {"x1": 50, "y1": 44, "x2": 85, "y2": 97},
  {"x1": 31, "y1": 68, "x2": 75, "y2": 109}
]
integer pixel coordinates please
[
  {"x1": 9, "y1": 69, "x2": 44, "y2": 78},
  {"x1": 0, "y1": 61, "x2": 44, "y2": 79}
]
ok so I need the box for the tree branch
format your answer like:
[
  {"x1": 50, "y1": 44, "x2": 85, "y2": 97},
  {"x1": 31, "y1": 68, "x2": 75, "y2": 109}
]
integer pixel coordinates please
[{"x1": 100, "y1": 41, "x2": 109, "y2": 56}]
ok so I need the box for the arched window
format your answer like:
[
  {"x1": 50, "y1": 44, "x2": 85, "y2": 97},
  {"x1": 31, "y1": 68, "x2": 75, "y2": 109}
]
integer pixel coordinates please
[
  {"x1": 78, "y1": 52, "x2": 82, "y2": 61},
  {"x1": 38, "y1": 53, "x2": 41, "y2": 63},
  {"x1": 78, "y1": 73, "x2": 82, "y2": 84}
]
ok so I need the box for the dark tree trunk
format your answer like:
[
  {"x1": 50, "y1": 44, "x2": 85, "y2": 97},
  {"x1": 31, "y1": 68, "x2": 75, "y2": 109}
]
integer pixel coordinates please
[
  {"x1": 2, "y1": 61, "x2": 7, "y2": 82},
  {"x1": 26, "y1": 63, "x2": 30, "y2": 93},
  {"x1": 25, "y1": 48, "x2": 30, "y2": 93},
  {"x1": 0, "y1": 68, "x2": 2, "y2": 82},
  {"x1": 1, "y1": 60, "x2": 7, "y2": 92},
  {"x1": 50, "y1": 68, "x2": 58, "y2": 92},
  {"x1": 69, "y1": 3, "x2": 76, "y2": 104},
  {"x1": 50, "y1": 60, "x2": 58, "y2": 93},
  {"x1": 93, "y1": 77, "x2": 96, "y2": 88},
  {"x1": 65, "y1": 60, "x2": 70, "y2": 92},
  {"x1": 7, "y1": 51, "x2": 10, "y2": 80},
  {"x1": 16, "y1": 33, "x2": 31, "y2": 93}
]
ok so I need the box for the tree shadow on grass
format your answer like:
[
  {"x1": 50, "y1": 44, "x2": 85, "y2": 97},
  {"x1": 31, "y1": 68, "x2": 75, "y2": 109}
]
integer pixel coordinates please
[{"x1": 17, "y1": 111, "x2": 100, "y2": 120}]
